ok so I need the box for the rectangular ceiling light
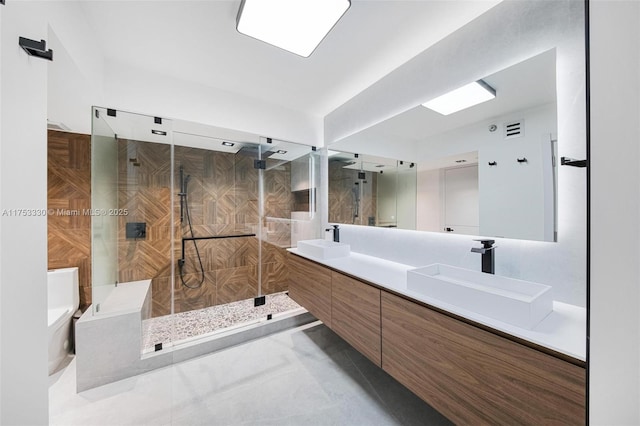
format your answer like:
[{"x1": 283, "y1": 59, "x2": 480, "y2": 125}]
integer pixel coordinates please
[
  {"x1": 422, "y1": 80, "x2": 496, "y2": 115},
  {"x1": 236, "y1": 0, "x2": 351, "y2": 58}
]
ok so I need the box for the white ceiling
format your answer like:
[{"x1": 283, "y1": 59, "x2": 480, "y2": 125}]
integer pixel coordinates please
[{"x1": 80, "y1": 0, "x2": 501, "y2": 117}]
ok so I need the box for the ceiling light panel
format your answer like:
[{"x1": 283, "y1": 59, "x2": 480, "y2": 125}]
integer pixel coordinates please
[
  {"x1": 422, "y1": 80, "x2": 496, "y2": 115},
  {"x1": 236, "y1": 0, "x2": 351, "y2": 58}
]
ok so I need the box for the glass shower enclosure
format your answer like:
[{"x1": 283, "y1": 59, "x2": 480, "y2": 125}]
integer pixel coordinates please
[{"x1": 90, "y1": 107, "x2": 321, "y2": 352}]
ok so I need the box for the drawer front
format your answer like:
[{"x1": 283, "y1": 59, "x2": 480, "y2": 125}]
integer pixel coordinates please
[
  {"x1": 288, "y1": 254, "x2": 332, "y2": 326},
  {"x1": 381, "y1": 292, "x2": 586, "y2": 425},
  {"x1": 331, "y1": 272, "x2": 381, "y2": 366}
]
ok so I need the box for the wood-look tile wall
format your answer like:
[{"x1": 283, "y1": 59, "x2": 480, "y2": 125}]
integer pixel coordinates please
[
  {"x1": 48, "y1": 133, "x2": 294, "y2": 317},
  {"x1": 119, "y1": 142, "x2": 294, "y2": 317},
  {"x1": 328, "y1": 159, "x2": 377, "y2": 226},
  {"x1": 47, "y1": 130, "x2": 92, "y2": 308}
]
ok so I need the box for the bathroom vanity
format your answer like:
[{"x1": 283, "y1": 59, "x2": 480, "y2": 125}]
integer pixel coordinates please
[{"x1": 287, "y1": 250, "x2": 586, "y2": 425}]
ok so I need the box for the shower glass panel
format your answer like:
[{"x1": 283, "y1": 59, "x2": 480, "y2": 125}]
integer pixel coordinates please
[
  {"x1": 170, "y1": 134, "x2": 264, "y2": 344},
  {"x1": 90, "y1": 107, "x2": 118, "y2": 314},
  {"x1": 261, "y1": 140, "x2": 318, "y2": 302},
  {"x1": 91, "y1": 107, "x2": 174, "y2": 328},
  {"x1": 91, "y1": 109, "x2": 320, "y2": 351}
]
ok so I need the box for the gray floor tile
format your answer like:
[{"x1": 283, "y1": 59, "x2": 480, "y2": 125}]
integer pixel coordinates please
[{"x1": 50, "y1": 321, "x2": 452, "y2": 426}]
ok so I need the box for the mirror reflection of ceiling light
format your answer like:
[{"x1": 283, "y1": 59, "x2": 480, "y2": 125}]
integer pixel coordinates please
[
  {"x1": 422, "y1": 80, "x2": 496, "y2": 115},
  {"x1": 236, "y1": 0, "x2": 351, "y2": 58},
  {"x1": 276, "y1": 150, "x2": 288, "y2": 154}
]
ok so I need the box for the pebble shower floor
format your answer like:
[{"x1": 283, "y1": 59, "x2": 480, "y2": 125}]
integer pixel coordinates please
[{"x1": 141, "y1": 292, "x2": 302, "y2": 352}]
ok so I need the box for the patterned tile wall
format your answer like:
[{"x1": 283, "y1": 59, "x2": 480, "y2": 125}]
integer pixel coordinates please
[
  {"x1": 48, "y1": 134, "x2": 294, "y2": 317},
  {"x1": 328, "y1": 159, "x2": 378, "y2": 226},
  {"x1": 47, "y1": 130, "x2": 92, "y2": 309}
]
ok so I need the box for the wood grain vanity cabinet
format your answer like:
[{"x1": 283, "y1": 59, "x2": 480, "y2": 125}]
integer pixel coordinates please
[
  {"x1": 288, "y1": 254, "x2": 332, "y2": 327},
  {"x1": 331, "y1": 272, "x2": 381, "y2": 366},
  {"x1": 288, "y1": 253, "x2": 586, "y2": 425},
  {"x1": 381, "y1": 292, "x2": 586, "y2": 425}
]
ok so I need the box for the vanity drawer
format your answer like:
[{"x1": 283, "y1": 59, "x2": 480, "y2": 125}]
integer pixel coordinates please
[
  {"x1": 381, "y1": 291, "x2": 586, "y2": 425},
  {"x1": 288, "y1": 254, "x2": 332, "y2": 327},
  {"x1": 331, "y1": 272, "x2": 381, "y2": 366}
]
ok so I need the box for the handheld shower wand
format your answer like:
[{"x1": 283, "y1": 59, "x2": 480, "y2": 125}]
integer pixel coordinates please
[
  {"x1": 179, "y1": 166, "x2": 191, "y2": 224},
  {"x1": 177, "y1": 165, "x2": 204, "y2": 289}
]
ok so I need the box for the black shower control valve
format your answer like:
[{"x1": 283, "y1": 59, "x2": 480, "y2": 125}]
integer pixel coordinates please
[
  {"x1": 125, "y1": 222, "x2": 146, "y2": 239},
  {"x1": 445, "y1": 227, "x2": 455, "y2": 232},
  {"x1": 517, "y1": 157, "x2": 528, "y2": 163}
]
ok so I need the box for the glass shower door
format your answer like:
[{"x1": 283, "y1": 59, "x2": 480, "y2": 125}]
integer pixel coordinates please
[
  {"x1": 260, "y1": 140, "x2": 318, "y2": 308},
  {"x1": 90, "y1": 107, "x2": 118, "y2": 313}
]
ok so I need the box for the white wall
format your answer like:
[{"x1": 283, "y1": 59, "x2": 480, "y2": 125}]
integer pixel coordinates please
[
  {"x1": 416, "y1": 168, "x2": 441, "y2": 232},
  {"x1": 0, "y1": 2, "x2": 50, "y2": 425},
  {"x1": 43, "y1": 0, "x2": 106, "y2": 135},
  {"x1": 396, "y1": 168, "x2": 417, "y2": 229},
  {"x1": 101, "y1": 60, "x2": 323, "y2": 147},
  {"x1": 47, "y1": 28, "x2": 100, "y2": 135},
  {"x1": 589, "y1": 1, "x2": 640, "y2": 424}
]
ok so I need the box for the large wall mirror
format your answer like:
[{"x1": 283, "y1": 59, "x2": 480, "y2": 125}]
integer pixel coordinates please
[{"x1": 328, "y1": 48, "x2": 559, "y2": 242}]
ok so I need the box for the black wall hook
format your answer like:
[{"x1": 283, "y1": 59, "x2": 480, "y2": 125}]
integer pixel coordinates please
[
  {"x1": 488, "y1": 161, "x2": 497, "y2": 166},
  {"x1": 561, "y1": 157, "x2": 587, "y2": 168},
  {"x1": 517, "y1": 157, "x2": 528, "y2": 163},
  {"x1": 18, "y1": 37, "x2": 53, "y2": 61}
]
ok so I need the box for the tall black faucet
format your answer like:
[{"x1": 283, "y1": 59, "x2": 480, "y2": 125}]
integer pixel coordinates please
[
  {"x1": 471, "y1": 239, "x2": 496, "y2": 274},
  {"x1": 325, "y1": 224, "x2": 340, "y2": 242}
]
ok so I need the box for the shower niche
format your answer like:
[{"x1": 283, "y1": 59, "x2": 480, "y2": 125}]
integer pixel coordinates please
[{"x1": 89, "y1": 107, "x2": 321, "y2": 352}]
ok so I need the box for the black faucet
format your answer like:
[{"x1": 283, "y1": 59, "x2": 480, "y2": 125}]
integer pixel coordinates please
[
  {"x1": 471, "y1": 239, "x2": 496, "y2": 274},
  {"x1": 325, "y1": 224, "x2": 340, "y2": 242}
]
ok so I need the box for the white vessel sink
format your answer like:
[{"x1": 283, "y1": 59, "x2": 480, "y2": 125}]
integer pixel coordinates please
[
  {"x1": 296, "y1": 239, "x2": 351, "y2": 260},
  {"x1": 407, "y1": 264, "x2": 553, "y2": 329}
]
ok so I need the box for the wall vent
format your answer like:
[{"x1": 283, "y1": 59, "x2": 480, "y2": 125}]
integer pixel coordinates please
[{"x1": 504, "y1": 119, "x2": 524, "y2": 139}]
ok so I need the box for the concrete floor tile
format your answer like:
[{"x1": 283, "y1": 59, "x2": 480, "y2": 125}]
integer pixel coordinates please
[{"x1": 50, "y1": 322, "x2": 451, "y2": 426}]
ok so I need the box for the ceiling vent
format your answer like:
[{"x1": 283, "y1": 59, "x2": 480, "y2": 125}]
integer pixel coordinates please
[{"x1": 504, "y1": 119, "x2": 524, "y2": 139}]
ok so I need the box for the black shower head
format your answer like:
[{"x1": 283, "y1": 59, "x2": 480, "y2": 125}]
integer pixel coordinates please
[{"x1": 182, "y1": 174, "x2": 192, "y2": 194}]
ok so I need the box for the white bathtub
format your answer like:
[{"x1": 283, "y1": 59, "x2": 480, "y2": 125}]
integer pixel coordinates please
[{"x1": 48, "y1": 267, "x2": 79, "y2": 375}]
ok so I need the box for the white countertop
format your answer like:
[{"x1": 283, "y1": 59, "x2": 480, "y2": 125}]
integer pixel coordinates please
[{"x1": 288, "y1": 248, "x2": 586, "y2": 362}]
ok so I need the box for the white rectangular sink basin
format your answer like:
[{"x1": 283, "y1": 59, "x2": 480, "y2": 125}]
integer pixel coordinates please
[
  {"x1": 407, "y1": 264, "x2": 553, "y2": 329},
  {"x1": 296, "y1": 239, "x2": 351, "y2": 260}
]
